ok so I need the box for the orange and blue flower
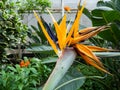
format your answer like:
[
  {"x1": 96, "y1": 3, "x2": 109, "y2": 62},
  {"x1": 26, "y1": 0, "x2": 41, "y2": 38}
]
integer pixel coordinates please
[{"x1": 33, "y1": 2, "x2": 110, "y2": 74}]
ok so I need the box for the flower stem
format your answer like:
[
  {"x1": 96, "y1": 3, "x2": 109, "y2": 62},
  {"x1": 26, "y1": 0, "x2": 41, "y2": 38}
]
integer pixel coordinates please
[{"x1": 43, "y1": 48, "x2": 77, "y2": 90}]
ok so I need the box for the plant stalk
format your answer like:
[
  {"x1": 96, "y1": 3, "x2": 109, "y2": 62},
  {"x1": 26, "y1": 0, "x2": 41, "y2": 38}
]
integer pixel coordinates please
[{"x1": 43, "y1": 48, "x2": 77, "y2": 90}]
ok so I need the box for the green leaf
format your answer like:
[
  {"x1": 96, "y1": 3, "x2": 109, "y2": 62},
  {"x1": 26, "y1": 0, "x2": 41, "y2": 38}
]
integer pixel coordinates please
[
  {"x1": 83, "y1": 7, "x2": 92, "y2": 19},
  {"x1": 91, "y1": 9, "x2": 120, "y2": 45},
  {"x1": 30, "y1": 68, "x2": 37, "y2": 74},
  {"x1": 18, "y1": 83, "x2": 24, "y2": 90},
  {"x1": 94, "y1": 52, "x2": 120, "y2": 57},
  {"x1": 55, "y1": 68, "x2": 85, "y2": 90},
  {"x1": 91, "y1": 8, "x2": 112, "y2": 20},
  {"x1": 31, "y1": 80, "x2": 38, "y2": 86},
  {"x1": 7, "y1": 66, "x2": 17, "y2": 72},
  {"x1": 41, "y1": 56, "x2": 57, "y2": 64},
  {"x1": 55, "y1": 75, "x2": 105, "y2": 90},
  {"x1": 97, "y1": 1, "x2": 116, "y2": 10},
  {"x1": 28, "y1": 29, "x2": 41, "y2": 43},
  {"x1": 26, "y1": 45, "x2": 53, "y2": 52},
  {"x1": 38, "y1": 87, "x2": 43, "y2": 90},
  {"x1": 15, "y1": 64, "x2": 21, "y2": 71},
  {"x1": 97, "y1": 1, "x2": 106, "y2": 7},
  {"x1": 115, "y1": 0, "x2": 120, "y2": 11}
]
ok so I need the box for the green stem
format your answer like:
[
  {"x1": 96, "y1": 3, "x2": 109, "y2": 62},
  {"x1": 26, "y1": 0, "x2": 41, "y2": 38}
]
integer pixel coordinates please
[{"x1": 43, "y1": 48, "x2": 77, "y2": 90}]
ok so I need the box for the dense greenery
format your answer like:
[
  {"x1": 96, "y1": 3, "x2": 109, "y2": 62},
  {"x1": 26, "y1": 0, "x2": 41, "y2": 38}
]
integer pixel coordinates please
[
  {"x1": 0, "y1": 0, "x2": 27, "y2": 62},
  {"x1": 81, "y1": 0, "x2": 120, "y2": 89},
  {"x1": 0, "y1": 0, "x2": 51, "y2": 62},
  {"x1": 0, "y1": 57, "x2": 52, "y2": 90},
  {"x1": 0, "y1": 0, "x2": 52, "y2": 89}
]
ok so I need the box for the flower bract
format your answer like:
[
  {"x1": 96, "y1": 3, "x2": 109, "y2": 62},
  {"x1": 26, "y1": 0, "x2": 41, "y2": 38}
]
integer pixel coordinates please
[{"x1": 33, "y1": 1, "x2": 111, "y2": 74}]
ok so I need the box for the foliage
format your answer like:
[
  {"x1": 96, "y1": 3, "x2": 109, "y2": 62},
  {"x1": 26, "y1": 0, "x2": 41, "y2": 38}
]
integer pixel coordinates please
[
  {"x1": 0, "y1": 0, "x2": 51, "y2": 62},
  {"x1": 27, "y1": 20, "x2": 57, "y2": 59},
  {"x1": 90, "y1": 0, "x2": 120, "y2": 49},
  {"x1": 0, "y1": 57, "x2": 52, "y2": 90},
  {"x1": 27, "y1": 21, "x2": 56, "y2": 59},
  {"x1": 28, "y1": 22, "x2": 47, "y2": 45},
  {"x1": 82, "y1": 0, "x2": 120, "y2": 90},
  {"x1": 18, "y1": 0, "x2": 51, "y2": 12},
  {"x1": 55, "y1": 67, "x2": 85, "y2": 90},
  {"x1": 0, "y1": 0, "x2": 30, "y2": 42},
  {"x1": 0, "y1": 0, "x2": 27, "y2": 62}
]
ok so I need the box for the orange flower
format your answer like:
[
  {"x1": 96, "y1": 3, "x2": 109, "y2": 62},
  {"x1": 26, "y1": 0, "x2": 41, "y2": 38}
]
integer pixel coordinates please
[
  {"x1": 24, "y1": 61, "x2": 30, "y2": 67},
  {"x1": 64, "y1": 6, "x2": 71, "y2": 12},
  {"x1": 20, "y1": 60, "x2": 25, "y2": 67},
  {"x1": 20, "y1": 60, "x2": 30, "y2": 67},
  {"x1": 33, "y1": 1, "x2": 111, "y2": 74}
]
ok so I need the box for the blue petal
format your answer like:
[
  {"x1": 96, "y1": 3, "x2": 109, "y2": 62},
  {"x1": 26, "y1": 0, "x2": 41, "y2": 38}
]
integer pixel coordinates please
[{"x1": 40, "y1": 16, "x2": 58, "y2": 42}]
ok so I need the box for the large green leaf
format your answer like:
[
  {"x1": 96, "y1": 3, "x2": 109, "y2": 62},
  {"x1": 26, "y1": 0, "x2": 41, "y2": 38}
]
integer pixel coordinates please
[
  {"x1": 38, "y1": 76, "x2": 104, "y2": 90},
  {"x1": 83, "y1": 7, "x2": 92, "y2": 20},
  {"x1": 55, "y1": 68, "x2": 85, "y2": 90},
  {"x1": 97, "y1": 0, "x2": 120, "y2": 12},
  {"x1": 115, "y1": 0, "x2": 120, "y2": 11},
  {"x1": 26, "y1": 45, "x2": 55, "y2": 57},
  {"x1": 91, "y1": 9, "x2": 120, "y2": 45},
  {"x1": 56, "y1": 76, "x2": 105, "y2": 90},
  {"x1": 26, "y1": 45, "x2": 53, "y2": 52},
  {"x1": 97, "y1": 1, "x2": 116, "y2": 10}
]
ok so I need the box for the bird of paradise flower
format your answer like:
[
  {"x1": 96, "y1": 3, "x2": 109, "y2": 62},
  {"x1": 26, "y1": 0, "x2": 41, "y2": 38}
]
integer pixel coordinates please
[{"x1": 33, "y1": 1, "x2": 111, "y2": 90}]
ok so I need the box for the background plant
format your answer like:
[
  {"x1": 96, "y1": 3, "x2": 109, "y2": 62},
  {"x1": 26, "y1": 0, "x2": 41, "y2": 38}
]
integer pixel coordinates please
[
  {"x1": 91, "y1": 0, "x2": 120, "y2": 48},
  {"x1": 79, "y1": 0, "x2": 120, "y2": 89},
  {"x1": 0, "y1": 57, "x2": 52, "y2": 90},
  {"x1": 0, "y1": 0, "x2": 51, "y2": 63}
]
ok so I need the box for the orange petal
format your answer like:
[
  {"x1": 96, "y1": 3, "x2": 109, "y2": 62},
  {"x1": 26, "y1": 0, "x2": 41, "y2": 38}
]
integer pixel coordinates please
[
  {"x1": 87, "y1": 46, "x2": 109, "y2": 52},
  {"x1": 80, "y1": 53, "x2": 110, "y2": 74},
  {"x1": 59, "y1": 14, "x2": 67, "y2": 49},
  {"x1": 76, "y1": 27, "x2": 99, "y2": 37},
  {"x1": 66, "y1": 1, "x2": 86, "y2": 46},
  {"x1": 47, "y1": 9, "x2": 64, "y2": 50},
  {"x1": 73, "y1": 1, "x2": 86, "y2": 37},
  {"x1": 75, "y1": 44, "x2": 103, "y2": 67},
  {"x1": 65, "y1": 24, "x2": 74, "y2": 46},
  {"x1": 20, "y1": 60, "x2": 24, "y2": 65},
  {"x1": 54, "y1": 22, "x2": 64, "y2": 50},
  {"x1": 25, "y1": 61, "x2": 30, "y2": 66},
  {"x1": 33, "y1": 11, "x2": 58, "y2": 55},
  {"x1": 71, "y1": 28, "x2": 101, "y2": 44},
  {"x1": 20, "y1": 60, "x2": 26, "y2": 67},
  {"x1": 71, "y1": 25, "x2": 109, "y2": 45}
]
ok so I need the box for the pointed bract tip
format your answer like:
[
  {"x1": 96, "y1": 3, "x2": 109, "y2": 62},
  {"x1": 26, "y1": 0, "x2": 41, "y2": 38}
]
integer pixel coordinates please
[{"x1": 46, "y1": 8, "x2": 56, "y2": 22}]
